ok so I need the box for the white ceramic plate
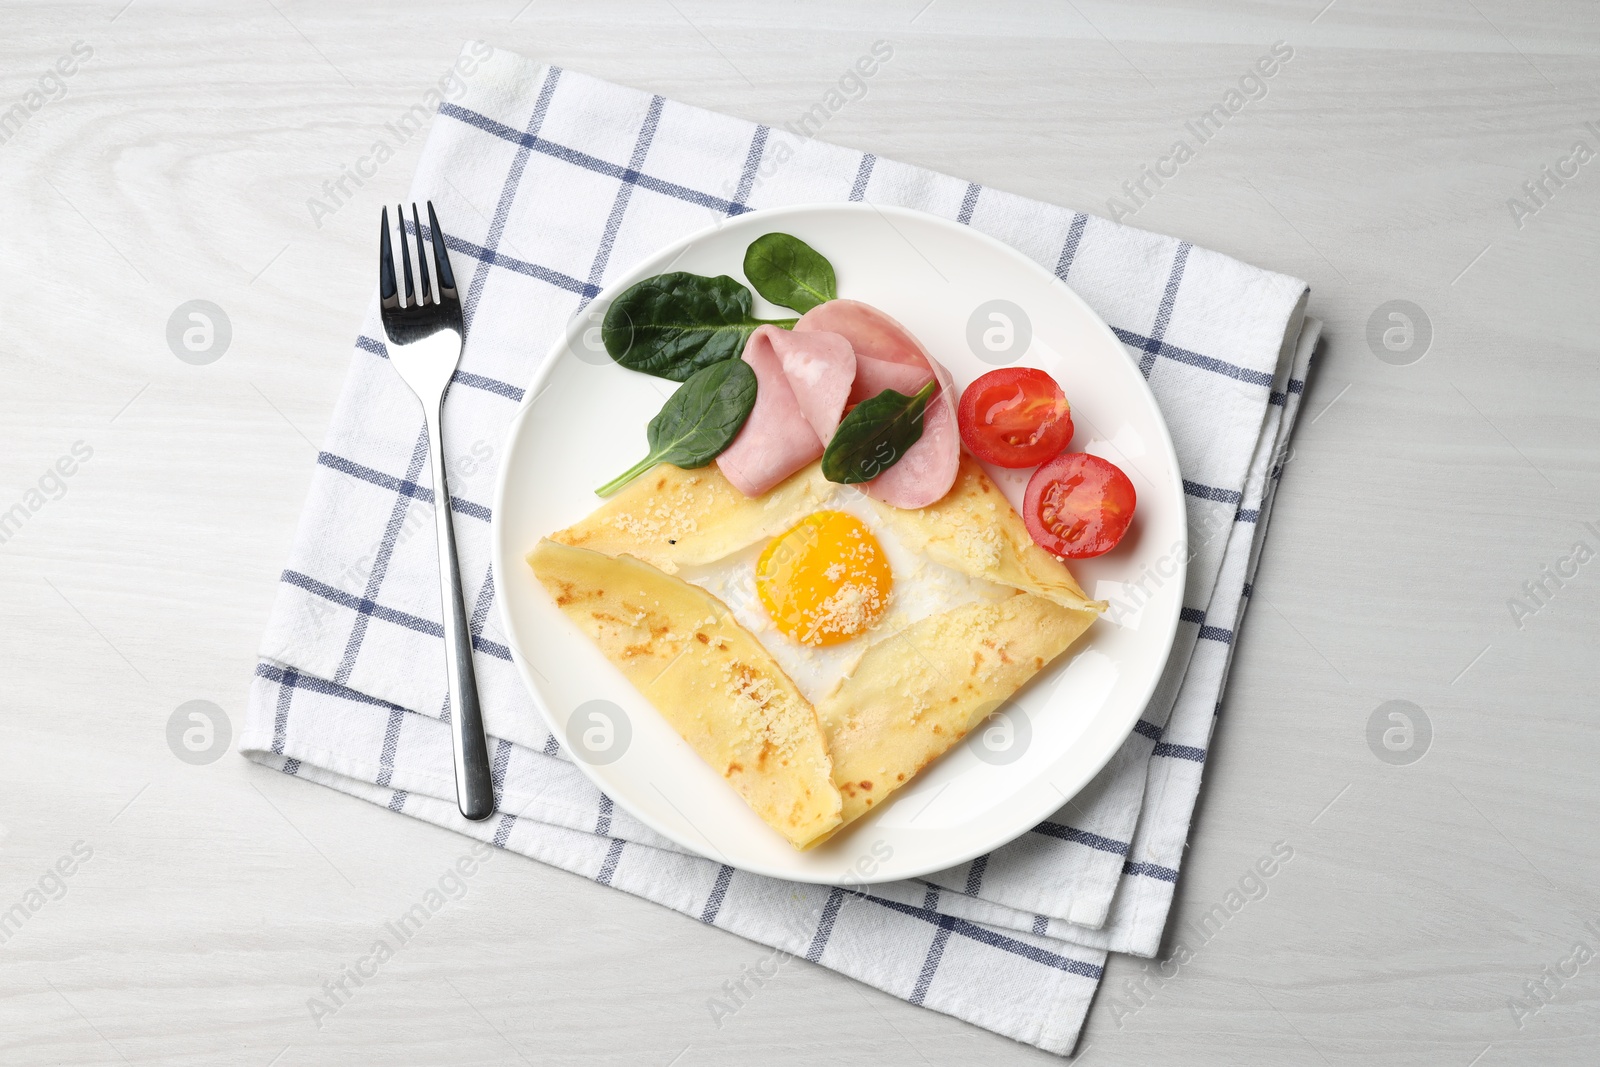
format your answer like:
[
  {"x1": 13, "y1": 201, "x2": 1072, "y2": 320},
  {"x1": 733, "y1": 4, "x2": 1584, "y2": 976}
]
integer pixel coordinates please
[{"x1": 492, "y1": 203, "x2": 1185, "y2": 884}]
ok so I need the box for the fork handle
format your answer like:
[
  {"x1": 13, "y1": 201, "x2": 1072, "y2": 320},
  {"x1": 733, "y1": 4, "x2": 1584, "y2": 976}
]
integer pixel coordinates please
[{"x1": 425, "y1": 405, "x2": 496, "y2": 821}]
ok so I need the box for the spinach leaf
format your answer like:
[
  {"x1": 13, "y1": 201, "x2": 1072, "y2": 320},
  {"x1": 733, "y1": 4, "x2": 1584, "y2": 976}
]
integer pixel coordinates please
[
  {"x1": 742, "y1": 233, "x2": 837, "y2": 313},
  {"x1": 821, "y1": 381, "x2": 938, "y2": 485},
  {"x1": 602, "y1": 272, "x2": 794, "y2": 382},
  {"x1": 596, "y1": 358, "x2": 759, "y2": 496}
]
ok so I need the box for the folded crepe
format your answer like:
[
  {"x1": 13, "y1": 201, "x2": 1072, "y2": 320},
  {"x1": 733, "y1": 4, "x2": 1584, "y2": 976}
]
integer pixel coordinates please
[
  {"x1": 528, "y1": 539, "x2": 844, "y2": 849},
  {"x1": 530, "y1": 456, "x2": 1103, "y2": 849}
]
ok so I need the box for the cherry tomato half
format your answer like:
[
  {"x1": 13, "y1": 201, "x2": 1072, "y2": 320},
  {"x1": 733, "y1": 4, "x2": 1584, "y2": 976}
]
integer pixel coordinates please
[
  {"x1": 956, "y1": 367, "x2": 1075, "y2": 468},
  {"x1": 1023, "y1": 452, "x2": 1137, "y2": 559}
]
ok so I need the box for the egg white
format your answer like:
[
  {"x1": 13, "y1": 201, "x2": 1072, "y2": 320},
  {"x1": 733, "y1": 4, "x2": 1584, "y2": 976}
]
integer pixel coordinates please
[{"x1": 675, "y1": 487, "x2": 1014, "y2": 704}]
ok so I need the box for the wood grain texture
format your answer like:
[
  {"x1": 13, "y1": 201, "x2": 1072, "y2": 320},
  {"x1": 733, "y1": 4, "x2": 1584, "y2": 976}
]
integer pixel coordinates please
[{"x1": 2, "y1": 1, "x2": 1598, "y2": 1063}]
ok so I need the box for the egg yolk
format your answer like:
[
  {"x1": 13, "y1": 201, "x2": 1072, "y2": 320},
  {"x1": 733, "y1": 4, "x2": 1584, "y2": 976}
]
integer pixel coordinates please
[{"x1": 756, "y1": 511, "x2": 893, "y2": 647}]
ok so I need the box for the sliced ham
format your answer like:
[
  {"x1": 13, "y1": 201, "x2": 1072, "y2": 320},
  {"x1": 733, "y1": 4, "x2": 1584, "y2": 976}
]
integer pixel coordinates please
[
  {"x1": 716, "y1": 328, "x2": 827, "y2": 497},
  {"x1": 760, "y1": 325, "x2": 855, "y2": 442},
  {"x1": 717, "y1": 325, "x2": 856, "y2": 497},
  {"x1": 849, "y1": 353, "x2": 932, "y2": 406},
  {"x1": 796, "y1": 300, "x2": 960, "y2": 509}
]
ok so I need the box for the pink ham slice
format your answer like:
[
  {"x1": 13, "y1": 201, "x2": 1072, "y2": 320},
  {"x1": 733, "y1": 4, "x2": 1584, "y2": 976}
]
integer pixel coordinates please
[
  {"x1": 849, "y1": 353, "x2": 932, "y2": 405},
  {"x1": 716, "y1": 325, "x2": 855, "y2": 496},
  {"x1": 796, "y1": 300, "x2": 961, "y2": 509},
  {"x1": 760, "y1": 325, "x2": 856, "y2": 442}
]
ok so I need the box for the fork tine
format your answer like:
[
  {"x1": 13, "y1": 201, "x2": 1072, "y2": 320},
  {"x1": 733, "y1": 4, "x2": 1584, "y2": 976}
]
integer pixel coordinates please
[
  {"x1": 379, "y1": 206, "x2": 398, "y2": 306},
  {"x1": 396, "y1": 203, "x2": 415, "y2": 306},
  {"x1": 412, "y1": 203, "x2": 432, "y2": 305},
  {"x1": 427, "y1": 201, "x2": 457, "y2": 297}
]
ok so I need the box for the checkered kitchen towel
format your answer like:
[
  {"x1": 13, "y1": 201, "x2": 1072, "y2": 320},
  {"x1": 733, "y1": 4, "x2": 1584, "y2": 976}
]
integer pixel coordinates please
[{"x1": 241, "y1": 42, "x2": 1319, "y2": 1054}]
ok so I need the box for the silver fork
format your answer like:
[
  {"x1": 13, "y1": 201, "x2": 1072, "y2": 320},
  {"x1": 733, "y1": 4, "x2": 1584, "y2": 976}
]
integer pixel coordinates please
[{"x1": 378, "y1": 202, "x2": 494, "y2": 822}]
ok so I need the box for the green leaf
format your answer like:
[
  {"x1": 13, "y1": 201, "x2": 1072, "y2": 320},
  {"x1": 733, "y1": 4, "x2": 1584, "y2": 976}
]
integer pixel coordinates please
[
  {"x1": 821, "y1": 381, "x2": 938, "y2": 485},
  {"x1": 742, "y1": 233, "x2": 837, "y2": 314},
  {"x1": 601, "y1": 272, "x2": 795, "y2": 382},
  {"x1": 596, "y1": 358, "x2": 759, "y2": 496}
]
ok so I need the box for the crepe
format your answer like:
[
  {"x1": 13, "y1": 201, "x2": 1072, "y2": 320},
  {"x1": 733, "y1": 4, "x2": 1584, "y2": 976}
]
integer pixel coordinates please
[
  {"x1": 531, "y1": 456, "x2": 1104, "y2": 850},
  {"x1": 550, "y1": 462, "x2": 833, "y2": 574},
  {"x1": 814, "y1": 592, "x2": 1099, "y2": 831},
  {"x1": 526, "y1": 539, "x2": 843, "y2": 849}
]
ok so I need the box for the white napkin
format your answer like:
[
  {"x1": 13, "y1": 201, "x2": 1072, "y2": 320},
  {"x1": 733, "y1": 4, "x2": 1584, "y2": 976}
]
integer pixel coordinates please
[{"x1": 241, "y1": 42, "x2": 1318, "y2": 1054}]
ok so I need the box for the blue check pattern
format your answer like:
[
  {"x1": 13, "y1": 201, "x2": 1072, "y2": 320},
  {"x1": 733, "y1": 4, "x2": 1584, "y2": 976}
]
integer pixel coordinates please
[{"x1": 241, "y1": 45, "x2": 1317, "y2": 1055}]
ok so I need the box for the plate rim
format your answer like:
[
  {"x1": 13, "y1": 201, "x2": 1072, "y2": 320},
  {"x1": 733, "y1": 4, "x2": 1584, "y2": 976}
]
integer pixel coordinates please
[{"x1": 490, "y1": 201, "x2": 1186, "y2": 883}]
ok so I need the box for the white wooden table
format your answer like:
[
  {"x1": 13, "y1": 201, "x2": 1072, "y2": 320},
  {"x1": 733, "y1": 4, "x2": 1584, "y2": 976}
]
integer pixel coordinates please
[{"x1": 4, "y1": 2, "x2": 1598, "y2": 1063}]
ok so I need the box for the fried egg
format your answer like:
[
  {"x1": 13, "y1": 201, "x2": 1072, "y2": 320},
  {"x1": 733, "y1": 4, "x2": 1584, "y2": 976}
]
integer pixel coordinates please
[
  {"x1": 677, "y1": 487, "x2": 1013, "y2": 704},
  {"x1": 757, "y1": 510, "x2": 891, "y2": 647}
]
